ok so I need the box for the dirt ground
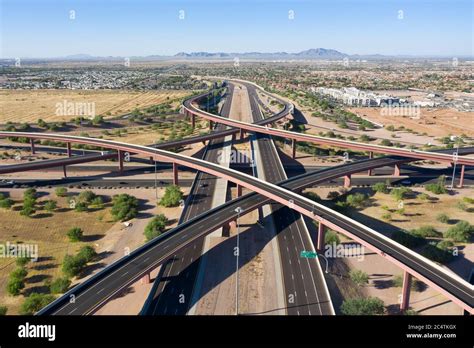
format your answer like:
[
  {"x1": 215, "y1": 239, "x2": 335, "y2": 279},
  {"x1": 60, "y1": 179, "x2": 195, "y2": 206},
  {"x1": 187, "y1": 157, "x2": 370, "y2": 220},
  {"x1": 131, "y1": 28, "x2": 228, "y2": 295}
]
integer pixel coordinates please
[
  {"x1": 0, "y1": 186, "x2": 188, "y2": 315},
  {"x1": 349, "y1": 107, "x2": 473, "y2": 138},
  {"x1": 0, "y1": 89, "x2": 190, "y2": 123}
]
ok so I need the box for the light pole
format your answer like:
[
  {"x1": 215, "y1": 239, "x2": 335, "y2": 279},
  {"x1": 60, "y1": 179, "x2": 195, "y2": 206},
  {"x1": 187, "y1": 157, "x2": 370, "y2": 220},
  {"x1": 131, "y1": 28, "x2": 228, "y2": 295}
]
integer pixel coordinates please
[
  {"x1": 318, "y1": 253, "x2": 329, "y2": 274},
  {"x1": 234, "y1": 206, "x2": 242, "y2": 315}
]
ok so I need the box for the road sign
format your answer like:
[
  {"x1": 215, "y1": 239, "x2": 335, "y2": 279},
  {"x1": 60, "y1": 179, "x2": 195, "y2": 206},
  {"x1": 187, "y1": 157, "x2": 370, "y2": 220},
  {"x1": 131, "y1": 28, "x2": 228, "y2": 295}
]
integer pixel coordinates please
[{"x1": 300, "y1": 250, "x2": 318, "y2": 259}]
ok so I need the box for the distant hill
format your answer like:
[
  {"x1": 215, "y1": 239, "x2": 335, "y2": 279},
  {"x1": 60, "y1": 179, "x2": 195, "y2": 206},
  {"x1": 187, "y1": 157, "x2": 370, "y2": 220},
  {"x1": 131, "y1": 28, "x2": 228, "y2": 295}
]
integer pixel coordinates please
[{"x1": 173, "y1": 48, "x2": 348, "y2": 60}]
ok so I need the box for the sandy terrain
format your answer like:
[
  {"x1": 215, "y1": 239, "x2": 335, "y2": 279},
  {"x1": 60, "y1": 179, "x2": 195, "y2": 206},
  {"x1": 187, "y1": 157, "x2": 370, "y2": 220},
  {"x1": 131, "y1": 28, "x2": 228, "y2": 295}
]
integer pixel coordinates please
[
  {"x1": 0, "y1": 90, "x2": 190, "y2": 123},
  {"x1": 349, "y1": 107, "x2": 473, "y2": 138}
]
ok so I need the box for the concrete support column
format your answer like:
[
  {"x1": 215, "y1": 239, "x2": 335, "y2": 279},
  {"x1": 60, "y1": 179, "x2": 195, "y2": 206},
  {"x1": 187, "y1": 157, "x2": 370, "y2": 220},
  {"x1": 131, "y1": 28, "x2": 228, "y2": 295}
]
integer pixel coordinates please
[
  {"x1": 63, "y1": 165, "x2": 67, "y2": 178},
  {"x1": 459, "y1": 164, "x2": 465, "y2": 188},
  {"x1": 191, "y1": 114, "x2": 195, "y2": 129},
  {"x1": 30, "y1": 138, "x2": 36, "y2": 155},
  {"x1": 317, "y1": 222, "x2": 326, "y2": 252},
  {"x1": 173, "y1": 162, "x2": 179, "y2": 186},
  {"x1": 394, "y1": 164, "x2": 401, "y2": 177},
  {"x1": 368, "y1": 152, "x2": 373, "y2": 176},
  {"x1": 344, "y1": 174, "x2": 351, "y2": 188},
  {"x1": 117, "y1": 150, "x2": 124, "y2": 172},
  {"x1": 239, "y1": 128, "x2": 245, "y2": 140},
  {"x1": 141, "y1": 273, "x2": 151, "y2": 285},
  {"x1": 400, "y1": 271, "x2": 412, "y2": 312},
  {"x1": 257, "y1": 207, "x2": 264, "y2": 223},
  {"x1": 66, "y1": 142, "x2": 72, "y2": 157},
  {"x1": 209, "y1": 120, "x2": 214, "y2": 131},
  {"x1": 236, "y1": 184, "x2": 242, "y2": 198},
  {"x1": 291, "y1": 139, "x2": 296, "y2": 159}
]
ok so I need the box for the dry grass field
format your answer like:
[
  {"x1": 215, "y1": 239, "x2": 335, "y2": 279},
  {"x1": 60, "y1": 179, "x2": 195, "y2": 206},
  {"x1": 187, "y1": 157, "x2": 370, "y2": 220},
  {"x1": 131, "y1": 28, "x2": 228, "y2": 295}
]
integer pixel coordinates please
[
  {"x1": 0, "y1": 190, "x2": 116, "y2": 314},
  {"x1": 0, "y1": 89, "x2": 191, "y2": 124},
  {"x1": 349, "y1": 107, "x2": 474, "y2": 137}
]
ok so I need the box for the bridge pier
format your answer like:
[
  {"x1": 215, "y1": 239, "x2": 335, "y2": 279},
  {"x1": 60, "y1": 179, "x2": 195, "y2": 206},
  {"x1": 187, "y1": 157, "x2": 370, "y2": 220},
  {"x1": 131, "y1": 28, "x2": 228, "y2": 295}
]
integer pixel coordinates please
[
  {"x1": 367, "y1": 152, "x2": 373, "y2": 175},
  {"x1": 344, "y1": 174, "x2": 351, "y2": 188},
  {"x1": 191, "y1": 113, "x2": 195, "y2": 129},
  {"x1": 239, "y1": 128, "x2": 245, "y2": 140},
  {"x1": 236, "y1": 184, "x2": 242, "y2": 198},
  {"x1": 30, "y1": 138, "x2": 36, "y2": 155},
  {"x1": 63, "y1": 165, "x2": 67, "y2": 178},
  {"x1": 393, "y1": 164, "x2": 401, "y2": 177},
  {"x1": 459, "y1": 164, "x2": 465, "y2": 188},
  {"x1": 141, "y1": 272, "x2": 151, "y2": 285},
  {"x1": 257, "y1": 207, "x2": 264, "y2": 223},
  {"x1": 317, "y1": 222, "x2": 326, "y2": 252},
  {"x1": 173, "y1": 162, "x2": 179, "y2": 186},
  {"x1": 291, "y1": 139, "x2": 296, "y2": 159},
  {"x1": 400, "y1": 271, "x2": 412, "y2": 312},
  {"x1": 66, "y1": 142, "x2": 72, "y2": 157},
  {"x1": 209, "y1": 120, "x2": 214, "y2": 131},
  {"x1": 117, "y1": 150, "x2": 124, "y2": 172}
]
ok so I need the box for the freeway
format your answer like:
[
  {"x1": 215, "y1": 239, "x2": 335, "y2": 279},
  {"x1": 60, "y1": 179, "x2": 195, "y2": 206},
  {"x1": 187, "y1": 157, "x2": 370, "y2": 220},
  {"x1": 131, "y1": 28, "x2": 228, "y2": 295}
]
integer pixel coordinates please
[
  {"x1": 184, "y1": 91, "x2": 474, "y2": 166},
  {"x1": 143, "y1": 82, "x2": 235, "y2": 315},
  {"x1": 1, "y1": 87, "x2": 466, "y2": 315},
  {"x1": 246, "y1": 82, "x2": 334, "y2": 315},
  {"x1": 30, "y1": 136, "x2": 472, "y2": 315}
]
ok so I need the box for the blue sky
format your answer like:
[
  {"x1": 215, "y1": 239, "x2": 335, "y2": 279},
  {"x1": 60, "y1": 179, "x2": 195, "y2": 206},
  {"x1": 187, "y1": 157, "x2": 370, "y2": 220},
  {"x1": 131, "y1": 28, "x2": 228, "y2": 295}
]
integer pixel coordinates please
[{"x1": 1, "y1": 0, "x2": 472, "y2": 58}]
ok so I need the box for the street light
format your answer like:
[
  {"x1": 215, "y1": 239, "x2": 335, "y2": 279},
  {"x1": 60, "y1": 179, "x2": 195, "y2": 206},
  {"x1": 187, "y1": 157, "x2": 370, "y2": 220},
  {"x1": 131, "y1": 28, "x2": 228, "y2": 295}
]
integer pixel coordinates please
[
  {"x1": 234, "y1": 206, "x2": 242, "y2": 315},
  {"x1": 318, "y1": 253, "x2": 329, "y2": 274}
]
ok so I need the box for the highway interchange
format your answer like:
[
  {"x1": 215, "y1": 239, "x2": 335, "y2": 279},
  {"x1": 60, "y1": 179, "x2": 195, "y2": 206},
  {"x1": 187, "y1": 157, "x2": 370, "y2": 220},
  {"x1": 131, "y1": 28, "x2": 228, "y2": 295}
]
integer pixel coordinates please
[{"x1": 0, "y1": 81, "x2": 472, "y2": 315}]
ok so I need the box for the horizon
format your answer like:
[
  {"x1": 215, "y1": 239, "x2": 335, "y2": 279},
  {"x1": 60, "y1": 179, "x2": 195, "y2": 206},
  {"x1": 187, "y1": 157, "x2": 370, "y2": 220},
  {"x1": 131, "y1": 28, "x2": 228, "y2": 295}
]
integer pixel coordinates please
[{"x1": 1, "y1": 0, "x2": 472, "y2": 59}]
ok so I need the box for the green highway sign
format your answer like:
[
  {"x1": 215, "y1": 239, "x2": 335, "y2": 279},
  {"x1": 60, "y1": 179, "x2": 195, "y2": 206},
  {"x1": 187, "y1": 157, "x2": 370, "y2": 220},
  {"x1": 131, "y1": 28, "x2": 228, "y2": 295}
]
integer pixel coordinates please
[{"x1": 300, "y1": 250, "x2": 318, "y2": 259}]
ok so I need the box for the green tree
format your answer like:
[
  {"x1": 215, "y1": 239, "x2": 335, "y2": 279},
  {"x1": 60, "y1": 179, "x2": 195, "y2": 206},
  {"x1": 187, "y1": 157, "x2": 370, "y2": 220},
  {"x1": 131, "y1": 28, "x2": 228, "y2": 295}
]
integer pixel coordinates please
[
  {"x1": 372, "y1": 182, "x2": 390, "y2": 194},
  {"x1": 66, "y1": 227, "x2": 83, "y2": 242},
  {"x1": 78, "y1": 190, "x2": 97, "y2": 204},
  {"x1": 6, "y1": 277, "x2": 24, "y2": 296},
  {"x1": 16, "y1": 256, "x2": 30, "y2": 267},
  {"x1": 144, "y1": 214, "x2": 168, "y2": 241},
  {"x1": 55, "y1": 187, "x2": 68, "y2": 197},
  {"x1": 75, "y1": 202, "x2": 88, "y2": 212},
  {"x1": 0, "y1": 306, "x2": 7, "y2": 315},
  {"x1": 49, "y1": 277, "x2": 71, "y2": 294},
  {"x1": 346, "y1": 193, "x2": 368, "y2": 209},
  {"x1": 445, "y1": 221, "x2": 472, "y2": 242},
  {"x1": 324, "y1": 229, "x2": 340, "y2": 244},
  {"x1": 0, "y1": 197, "x2": 13, "y2": 209},
  {"x1": 391, "y1": 187, "x2": 411, "y2": 201},
  {"x1": 62, "y1": 254, "x2": 86, "y2": 278},
  {"x1": 20, "y1": 293, "x2": 55, "y2": 315},
  {"x1": 111, "y1": 194, "x2": 139, "y2": 221},
  {"x1": 349, "y1": 270, "x2": 369, "y2": 286},
  {"x1": 425, "y1": 176, "x2": 448, "y2": 195},
  {"x1": 436, "y1": 213, "x2": 450, "y2": 224},
  {"x1": 77, "y1": 246, "x2": 97, "y2": 263},
  {"x1": 341, "y1": 297, "x2": 385, "y2": 315},
  {"x1": 159, "y1": 185, "x2": 184, "y2": 207},
  {"x1": 44, "y1": 200, "x2": 57, "y2": 212}
]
